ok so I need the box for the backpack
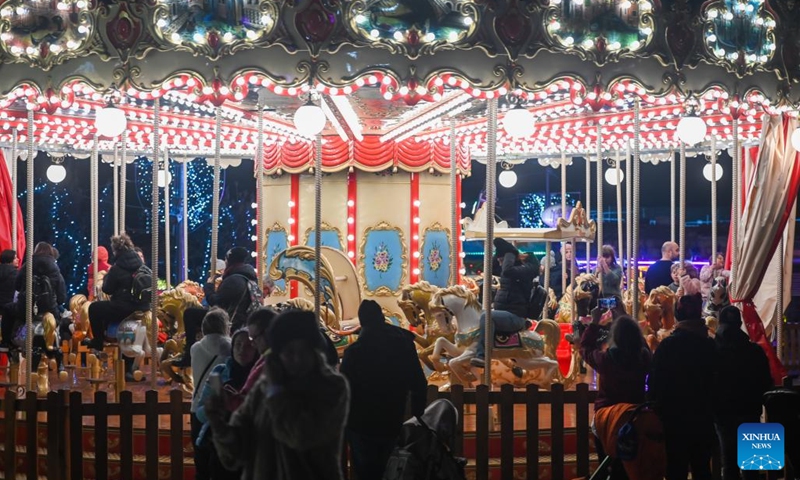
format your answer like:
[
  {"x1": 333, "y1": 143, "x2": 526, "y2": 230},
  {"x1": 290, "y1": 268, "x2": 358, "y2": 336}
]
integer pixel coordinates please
[
  {"x1": 31, "y1": 274, "x2": 57, "y2": 315},
  {"x1": 383, "y1": 448, "x2": 429, "y2": 480},
  {"x1": 228, "y1": 274, "x2": 262, "y2": 328},
  {"x1": 131, "y1": 264, "x2": 154, "y2": 305},
  {"x1": 528, "y1": 283, "x2": 548, "y2": 320},
  {"x1": 616, "y1": 403, "x2": 650, "y2": 461}
]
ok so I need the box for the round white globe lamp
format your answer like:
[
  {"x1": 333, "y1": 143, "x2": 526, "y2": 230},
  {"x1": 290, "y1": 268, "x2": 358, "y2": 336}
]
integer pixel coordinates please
[
  {"x1": 703, "y1": 163, "x2": 723, "y2": 182},
  {"x1": 791, "y1": 127, "x2": 800, "y2": 152},
  {"x1": 95, "y1": 105, "x2": 127, "y2": 138},
  {"x1": 46, "y1": 164, "x2": 66, "y2": 183},
  {"x1": 498, "y1": 170, "x2": 517, "y2": 188},
  {"x1": 157, "y1": 169, "x2": 172, "y2": 188},
  {"x1": 502, "y1": 106, "x2": 535, "y2": 139},
  {"x1": 676, "y1": 115, "x2": 707, "y2": 146},
  {"x1": 293, "y1": 102, "x2": 326, "y2": 136},
  {"x1": 604, "y1": 167, "x2": 624, "y2": 185}
]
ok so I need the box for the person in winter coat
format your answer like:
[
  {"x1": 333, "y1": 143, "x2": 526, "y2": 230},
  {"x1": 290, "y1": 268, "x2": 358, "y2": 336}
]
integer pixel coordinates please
[
  {"x1": 194, "y1": 328, "x2": 256, "y2": 479},
  {"x1": 0, "y1": 250, "x2": 18, "y2": 349},
  {"x1": 471, "y1": 237, "x2": 539, "y2": 368},
  {"x1": 713, "y1": 306, "x2": 773, "y2": 480},
  {"x1": 699, "y1": 254, "x2": 730, "y2": 302},
  {"x1": 190, "y1": 308, "x2": 232, "y2": 480},
  {"x1": 648, "y1": 293, "x2": 717, "y2": 480},
  {"x1": 596, "y1": 245, "x2": 624, "y2": 298},
  {"x1": 86, "y1": 234, "x2": 147, "y2": 351},
  {"x1": 206, "y1": 310, "x2": 350, "y2": 480},
  {"x1": 582, "y1": 310, "x2": 653, "y2": 480},
  {"x1": 176, "y1": 247, "x2": 259, "y2": 368},
  {"x1": 341, "y1": 300, "x2": 427, "y2": 480},
  {"x1": 86, "y1": 246, "x2": 111, "y2": 300}
]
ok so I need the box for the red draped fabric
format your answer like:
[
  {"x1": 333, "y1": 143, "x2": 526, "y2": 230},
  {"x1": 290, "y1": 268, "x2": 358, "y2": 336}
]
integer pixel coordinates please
[
  {"x1": 729, "y1": 115, "x2": 800, "y2": 384},
  {"x1": 0, "y1": 150, "x2": 25, "y2": 257}
]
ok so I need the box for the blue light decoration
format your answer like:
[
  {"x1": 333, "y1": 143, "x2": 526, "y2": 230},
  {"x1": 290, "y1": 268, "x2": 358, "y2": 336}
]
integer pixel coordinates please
[
  {"x1": 519, "y1": 192, "x2": 577, "y2": 228},
  {"x1": 546, "y1": 0, "x2": 655, "y2": 53},
  {"x1": 704, "y1": 0, "x2": 776, "y2": 66}
]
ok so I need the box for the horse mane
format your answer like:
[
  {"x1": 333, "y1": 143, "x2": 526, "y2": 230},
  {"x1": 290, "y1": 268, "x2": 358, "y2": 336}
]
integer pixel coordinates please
[
  {"x1": 401, "y1": 281, "x2": 437, "y2": 297},
  {"x1": 433, "y1": 285, "x2": 481, "y2": 311},
  {"x1": 573, "y1": 273, "x2": 597, "y2": 300}
]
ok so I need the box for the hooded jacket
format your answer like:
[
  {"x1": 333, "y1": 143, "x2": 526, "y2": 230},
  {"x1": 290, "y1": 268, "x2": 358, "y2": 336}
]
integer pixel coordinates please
[
  {"x1": 494, "y1": 252, "x2": 538, "y2": 318},
  {"x1": 0, "y1": 263, "x2": 17, "y2": 305},
  {"x1": 713, "y1": 325, "x2": 773, "y2": 422},
  {"x1": 203, "y1": 263, "x2": 258, "y2": 328},
  {"x1": 102, "y1": 249, "x2": 145, "y2": 307},
  {"x1": 87, "y1": 246, "x2": 111, "y2": 298},
  {"x1": 190, "y1": 333, "x2": 231, "y2": 413},
  {"x1": 15, "y1": 254, "x2": 67, "y2": 314}
]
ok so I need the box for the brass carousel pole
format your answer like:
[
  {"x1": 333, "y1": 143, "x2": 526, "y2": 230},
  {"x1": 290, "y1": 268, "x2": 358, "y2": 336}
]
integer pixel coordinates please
[
  {"x1": 211, "y1": 108, "x2": 222, "y2": 280},
  {"x1": 596, "y1": 125, "x2": 603, "y2": 260},
  {"x1": 256, "y1": 99, "x2": 265, "y2": 291},
  {"x1": 585, "y1": 154, "x2": 591, "y2": 270},
  {"x1": 561, "y1": 151, "x2": 567, "y2": 296},
  {"x1": 483, "y1": 98, "x2": 498, "y2": 386},
  {"x1": 182, "y1": 155, "x2": 188, "y2": 282},
  {"x1": 671, "y1": 145, "x2": 676, "y2": 242},
  {"x1": 314, "y1": 131, "x2": 322, "y2": 320},
  {"x1": 11, "y1": 130, "x2": 17, "y2": 251},
  {"x1": 615, "y1": 149, "x2": 623, "y2": 277},
  {"x1": 710, "y1": 136, "x2": 717, "y2": 265},
  {"x1": 113, "y1": 143, "x2": 119, "y2": 235},
  {"x1": 150, "y1": 98, "x2": 161, "y2": 390},
  {"x1": 91, "y1": 135, "x2": 99, "y2": 300},
  {"x1": 450, "y1": 118, "x2": 458, "y2": 286},
  {"x1": 120, "y1": 130, "x2": 127, "y2": 234},
  {"x1": 679, "y1": 142, "x2": 686, "y2": 266},
  {"x1": 24, "y1": 109, "x2": 34, "y2": 393},
  {"x1": 731, "y1": 118, "x2": 740, "y2": 288},
  {"x1": 632, "y1": 99, "x2": 641, "y2": 319},
  {"x1": 625, "y1": 141, "x2": 632, "y2": 287},
  {"x1": 163, "y1": 149, "x2": 171, "y2": 288}
]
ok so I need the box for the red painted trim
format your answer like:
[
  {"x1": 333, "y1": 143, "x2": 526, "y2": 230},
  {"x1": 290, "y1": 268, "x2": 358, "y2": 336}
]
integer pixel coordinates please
[
  {"x1": 456, "y1": 174, "x2": 462, "y2": 284},
  {"x1": 410, "y1": 173, "x2": 420, "y2": 284},
  {"x1": 290, "y1": 174, "x2": 299, "y2": 299},
  {"x1": 347, "y1": 171, "x2": 357, "y2": 265}
]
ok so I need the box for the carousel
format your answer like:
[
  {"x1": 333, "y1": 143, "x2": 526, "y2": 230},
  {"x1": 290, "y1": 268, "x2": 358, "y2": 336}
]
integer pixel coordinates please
[{"x1": 0, "y1": 0, "x2": 797, "y2": 474}]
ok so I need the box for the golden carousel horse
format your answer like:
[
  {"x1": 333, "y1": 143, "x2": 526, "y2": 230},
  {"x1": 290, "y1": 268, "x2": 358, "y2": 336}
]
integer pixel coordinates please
[
  {"x1": 556, "y1": 273, "x2": 600, "y2": 325},
  {"x1": 158, "y1": 284, "x2": 204, "y2": 389},
  {"x1": 397, "y1": 281, "x2": 455, "y2": 372},
  {"x1": 427, "y1": 286, "x2": 576, "y2": 389},
  {"x1": 642, "y1": 286, "x2": 675, "y2": 351},
  {"x1": 623, "y1": 277, "x2": 648, "y2": 323}
]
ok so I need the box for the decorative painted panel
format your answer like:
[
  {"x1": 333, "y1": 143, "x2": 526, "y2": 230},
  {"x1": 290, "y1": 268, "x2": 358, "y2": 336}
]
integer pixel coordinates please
[
  {"x1": 359, "y1": 221, "x2": 407, "y2": 296},
  {"x1": 264, "y1": 222, "x2": 288, "y2": 295},
  {"x1": 702, "y1": 0, "x2": 776, "y2": 74},
  {"x1": 0, "y1": 0, "x2": 98, "y2": 69},
  {"x1": 420, "y1": 223, "x2": 451, "y2": 288},
  {"x1": 544, "y1": 0, "x2": 657, "y2": 63},
  {"x1": 304, "y1": 222, "x2": 345, "y2": 251},
  {"x1": 345, "y1": 0, "x2": 479, "y2": 58}
]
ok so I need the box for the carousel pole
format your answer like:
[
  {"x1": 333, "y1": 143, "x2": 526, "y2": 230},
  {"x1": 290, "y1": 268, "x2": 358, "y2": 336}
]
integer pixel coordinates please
[
  {"x1": 731, "y1": 118, "x2": 740, "y2": 288},
  {"x1": 483, "y1": 98, "x2": 498, "y2": 386},
  {"x1": 163, "y1": 149, "x2": 171, "y2": 288},
  {"x1": 615, "y1": 149, "x2": 623, "y2": 275},
  {"x1": 120, "y1": 130, "x2": 127, "y2": 234},
  {"x1": 314, "y1": 132, "x2": 322, "y2": 319},
  {"x1": 23, "y1": 108, "x2": 34, "y2": 393},
  {"x1": 561, "y1": 151, "x2": 567, "y2": 296},
  {"x1": 149, "y1": 98, "x2": 161, "y2": 390},
  {"x1": 91, "y1": 135, "x2": 99, "y2": 298},
  {"x1": 625, "y1": 142, "x2": 632, "y2": 287},
  {"x1": 182, "y1": 157, "x2": 188, "y2": 282},
  {"x1": 670, "y1": 146, "x2": 676, "y2": 242},
  {"x1": 211, "y1": 109, "x2": 222, "y2": 280},
  {"x1": 450, "y1": 118, "x2": 458, "y2": 286},
  {"x1": 585, "y1": 154, "x2": 591, "y2": 270},
  {"x1": 777, "y1": 235, "x2": 785, "y2": 361},
  {"x1": 544, "y1": 240, "x2": 551, "y2": 309},
  {"x1": 11, "y1": 130, "x2": 17, "y2": 251},
  {"x1": 113, "y1": 143, "x2": 119, "y2": 235},
  {"x1": 632, "y1": 99, "x2": 641, "y2": 319},
  {"x1": 679, "y1": 142, "x2": 686, "y2": 266},
  {"x1": 710, "y1": 136, "x2": 717, "y2": 264},
  {"x1": 596, "y1": 125, "x2": 603, "y2": 260},
  {"x1": 256, "y1": 100, "x2": 265, "y2": 290}
]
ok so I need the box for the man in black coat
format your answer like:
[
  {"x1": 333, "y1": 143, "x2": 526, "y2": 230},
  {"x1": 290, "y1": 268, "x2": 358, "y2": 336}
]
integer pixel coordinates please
[
  {"x1": 177, "y1": 247, "x2": 259, "y2": 368},
  {"x1": 87, "y1": 234, "x2": 148, "y2": 350},
  {"x1": 471, "y1": 238, "x2": 538, "y2": 368},
  {"x1": 649, "y1": 293, "x2": 717, "y2": 480},
  {"x1": 713, "y1": 306, "x2": 773, "y2": 480},
  {"x1": 340, "y1": 300, "x2": 427, "y2": 480}
]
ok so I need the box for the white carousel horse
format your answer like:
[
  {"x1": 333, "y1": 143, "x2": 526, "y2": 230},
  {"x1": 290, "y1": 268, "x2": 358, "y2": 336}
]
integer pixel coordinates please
[
  {"x1": 427, "y1": 285, "x2": 562, "y2": 389},
  {"x1": 704, "y1": 276, "x2": 731, "y2": 337}
]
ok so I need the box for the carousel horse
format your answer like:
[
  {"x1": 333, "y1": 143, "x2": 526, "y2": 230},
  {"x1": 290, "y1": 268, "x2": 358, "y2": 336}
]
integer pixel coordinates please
[
  {"x1": 428, "y1": 286, "x2": 568, "y2": 389},
  {"x1": 9, "y1": 310, "x2": 62, "y2": 375},
  {"x1": 560, "y1": 273, "x2": 601, "y2": 345},
  {"x1": 641, "y1": 286, "x2": 676, "y2": 351},
  {"x1": 703, "y1": 276, "x2": 730, "y2": 336},
  {"x1": 158, "y1": 285, "x2": 204, "y2": 388},
  {"x1": 398, "y1": 281, "x2": 455, "y2": 372},
  {"x1": 623, "y1": 277, "x2": 647, "y2": 323},
  {"x1": 68, "y1": 294, "x2": 91, "y2": 353}
]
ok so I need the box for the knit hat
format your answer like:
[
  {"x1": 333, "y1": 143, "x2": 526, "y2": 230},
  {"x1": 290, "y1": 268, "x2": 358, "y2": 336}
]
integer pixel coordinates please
[
  {"x1": 267, "y1": 309, "x2": 324, "y2": 355},
  {"x1": 675, "y1": 293, "x2": 703, "y2": 322},
  {"x1": 358, "y1": 299, "x2": 385, "y2": 328}
]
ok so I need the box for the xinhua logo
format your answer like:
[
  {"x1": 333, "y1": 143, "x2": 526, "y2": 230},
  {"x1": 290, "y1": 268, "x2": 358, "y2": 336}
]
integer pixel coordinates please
[{"x1": 737, "y1": 423, "x2": 785, "y2": 471}]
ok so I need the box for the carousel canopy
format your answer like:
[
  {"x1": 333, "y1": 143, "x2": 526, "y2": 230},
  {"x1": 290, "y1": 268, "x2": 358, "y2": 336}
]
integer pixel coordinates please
[{"x1": 0, "y1": 0, "x2": 796, "y2": 172}]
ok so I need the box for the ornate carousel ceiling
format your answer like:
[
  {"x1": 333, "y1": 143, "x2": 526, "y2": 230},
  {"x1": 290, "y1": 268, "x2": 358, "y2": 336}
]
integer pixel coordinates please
[{"x1": 0, "y1": 0, "x2": 796, "y2": 171}]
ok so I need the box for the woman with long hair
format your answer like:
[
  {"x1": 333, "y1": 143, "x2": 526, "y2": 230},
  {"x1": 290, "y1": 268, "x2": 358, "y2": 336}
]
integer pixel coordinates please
[{"x1": 596, "y1": 244, "x2": 624, "y2": 298}]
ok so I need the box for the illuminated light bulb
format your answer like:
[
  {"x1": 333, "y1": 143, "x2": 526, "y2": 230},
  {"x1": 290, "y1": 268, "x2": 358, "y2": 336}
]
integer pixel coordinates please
[
  {"x1": 260, "y1": 14, "x2": 271, "y2": 24},
  {"x1": 157, "y1": 169, "x2": 172, "y2": 187},
  {"x1": 459, "y1": 252, "x2": 467, "y2": 258},
  {"x1": 78, "y1": 25, "x2": 88, "y2": 34},
  {"x1": 604, "y1": 168, "x2": 625, "y2": 185},
  {"x1": 223, "y1": 32, "x2": 233, "y2": 42},
  {"x1": 288, "y1": 200, "x2": 295, "y2": 207},
  {"x1": 76, "y1": 0, "x2": 87, "y2": 8},
  {"x1": 287, "y1": 218, "x2": 295, "y2": 225},
  {"x1": 703, "y1": 163, "x2": 723, "y2": 181},
  {"x1": 447, "y1": 31, "x2": 459, "y2": 42},
  {"x1": 171, "y1": 32, "x2": 181, "y2": 43},
  {"x1": 502, "y1": 107, "x2": 535, "y2": 138},
  {"x1": 413, "y1": 217, "x2": 421, "y2": 224},
  {"x1": 413, "y1": 268, "x2": 421, "y2": 276},
  {"x1": 549, "y1": 21, "x2": 561, "y2": 31},
  {"x1": 193, "y1": 32, "x2": 204, "y2": 43},
  {"x1": 355, "y1": 14, "x2": 367, "y2": 24},
  {"x1": 621, "y1": 0, "x2": 632, "y2": 8},
  {"x1": 498, "y1": 170, "x2": 517, "y2": 188},
  {"x1": 723, "y1": 11, "x2": 733, "y2": 20},
  {"x1": 347, "y1": 199, "x2": 355, "y2": 207},
  {"x1": 347, "y1": 234, "x2": 355, "y2": 242},
  {"x1": 246, "y1": 30, "x2": 257, "y2": 40},
  {"x1": 413, "y1": 252, "x2": 420, "y2": 258},
  {"x1": 676, "y1": 115, "x2": 707, "y2": 145},
  {"x1": 46, "y1": 164, "x2": 66, "y2": 183},
  {"x1": 393, "y1": 31, "x2": 403, "y2": 41},
  {"x1": 370, "y1": 29, "x2": 380, "y2": 38},
  {"x1": 582, "y1": 38, "x2": 593, "y2": 49},
  {"x1": 347, "y1": 217, "x2": 355, "y2": 224},
  {"x1": 639, "y1": 1, "x2": 652, "y2": 11},
  {"x1": 640, "y1": 27, "x2": 652, "y2": 35},
  {"x1": 459, "y1": 202, "x2": 466, "y2": 208},
  {"x1": 608, "y1": 41, "x2": 621, "y2": 51},
  {"x1": 293, "y1": 102, "x2": 326, "y2": 136},
  {"x1": 707, "y1": 34, "x2": 717, "y2": 43},
  {"x1": 791, "y1": 127, "x2": 800, "y2": 151},
  {"x1": 251, "y1": 202, "x2": 258, "y2": 209},
  {"x1": 424, "y1": 32, "x2": 435, "y2": 42}
]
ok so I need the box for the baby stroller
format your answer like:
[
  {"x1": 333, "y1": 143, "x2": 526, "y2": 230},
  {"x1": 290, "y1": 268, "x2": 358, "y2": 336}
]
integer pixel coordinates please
[
  {"x1": 763, "y1": 388, "x2": 799, "y2": 479},
  {"x1": 383, "y1": 399, "x2": 467, "y2": 480}
]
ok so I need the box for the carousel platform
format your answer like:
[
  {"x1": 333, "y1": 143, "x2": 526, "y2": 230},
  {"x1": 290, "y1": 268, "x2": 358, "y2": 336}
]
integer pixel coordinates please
[{"x1": 0, "y1": 364, "x2": 599, "y2": 480}]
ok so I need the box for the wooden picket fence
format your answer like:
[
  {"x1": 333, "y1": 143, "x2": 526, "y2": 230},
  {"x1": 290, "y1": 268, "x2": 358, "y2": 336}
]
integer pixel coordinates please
[
  {"x1": 785, "y1": 322, "x2": 800, "y2": 378},
  {"x1": 0, "y1": 383, "x2": 598, "y2": 480}
]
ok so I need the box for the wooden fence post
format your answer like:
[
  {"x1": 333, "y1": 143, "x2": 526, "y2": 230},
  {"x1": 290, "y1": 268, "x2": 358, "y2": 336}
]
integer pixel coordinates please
[
  {"x1": 24, "y1": 391, "x2": 38, "y2": 478},
  {"x1": 575, "y1": 383, "x2": 590, "y2": 478},
  {"x1": 3, "y1": 389, "x2": 17, "y2": 479},
  {"x1": 525, "y1": 384, "x2": 539, "y2": 480},
  {"x1": 145, "y1": 390, "x2": 159, "y2": 479},
  {"x1": 475, "y1": 384, "x2": 490, "y2": 480},
  {"x1": 170, "y1": 389, "x2": 184, "y2": 480},
  {"x1": 500, "y1": 384, "x2": 514, "y2": 480},
  {"x1": 95, "y1": 391, "x2": 109, "y2": 480},
  {"x1": 46, "y1": 391, "x2": 62, "y2": 480},
  {"x1": 68, "y1": 391, "x2": 83, "y2": 480},
  {"x1": 450, "y1": 384, "x2": 465, "y2": 458},
  {"x1": 551, "y1": 383, "x2": 565, "y2": 480},
  {"x1": 120, "y1": 391, "x2": 134, "y2": 480}
]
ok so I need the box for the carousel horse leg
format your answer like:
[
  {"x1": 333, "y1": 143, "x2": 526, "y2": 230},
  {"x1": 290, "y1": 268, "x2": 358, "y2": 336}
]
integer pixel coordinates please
[{"x1": 104, "y1": 344, "x2": 125, "y2": 399}]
